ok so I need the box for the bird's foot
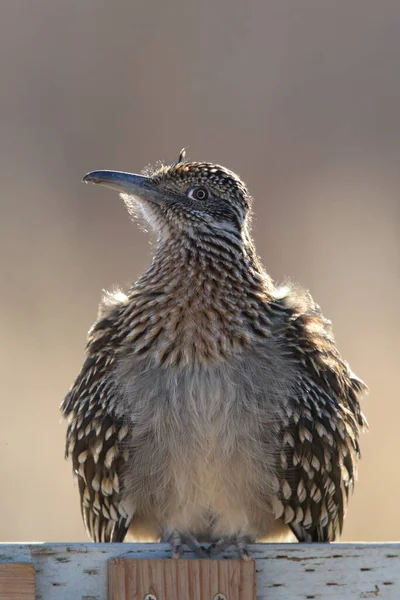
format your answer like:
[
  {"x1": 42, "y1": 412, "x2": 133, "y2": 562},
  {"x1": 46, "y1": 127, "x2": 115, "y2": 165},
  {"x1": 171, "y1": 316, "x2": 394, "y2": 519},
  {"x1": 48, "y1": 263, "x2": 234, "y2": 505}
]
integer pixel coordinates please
[
  {"x1": 207, "y1": 535, "x2": 253, "y2": 560},
  {"x1": 161, "y1": 531, "x2": 208, "y2": 559}
]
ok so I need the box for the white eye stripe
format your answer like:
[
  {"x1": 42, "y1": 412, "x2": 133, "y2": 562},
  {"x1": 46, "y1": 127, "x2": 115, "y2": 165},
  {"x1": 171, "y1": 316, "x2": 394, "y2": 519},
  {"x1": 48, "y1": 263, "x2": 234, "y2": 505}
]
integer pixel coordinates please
[{"x1": 188, "y1": 187, "x2": 208, "y2": 201}]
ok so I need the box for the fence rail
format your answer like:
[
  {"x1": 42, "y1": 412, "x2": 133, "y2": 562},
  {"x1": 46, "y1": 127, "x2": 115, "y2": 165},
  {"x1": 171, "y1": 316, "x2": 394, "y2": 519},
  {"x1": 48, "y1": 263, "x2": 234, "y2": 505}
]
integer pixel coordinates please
[{"x1": 0, "y1": 542, "x2": 399, "y2": 599}]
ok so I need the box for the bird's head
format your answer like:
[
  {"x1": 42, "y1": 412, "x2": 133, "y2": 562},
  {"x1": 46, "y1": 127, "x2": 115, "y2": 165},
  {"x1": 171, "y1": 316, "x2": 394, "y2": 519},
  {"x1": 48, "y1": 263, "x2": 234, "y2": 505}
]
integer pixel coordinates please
[{"x1": 83, "y1": 150, "x2": 252, "y2": 242}]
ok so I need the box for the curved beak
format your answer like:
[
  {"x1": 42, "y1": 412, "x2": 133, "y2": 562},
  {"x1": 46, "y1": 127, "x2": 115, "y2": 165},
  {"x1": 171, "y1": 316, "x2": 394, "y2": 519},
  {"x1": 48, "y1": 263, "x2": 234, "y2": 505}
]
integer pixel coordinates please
[{"x1": 82, "y1": 170, "x2": 161, "y2": 203}]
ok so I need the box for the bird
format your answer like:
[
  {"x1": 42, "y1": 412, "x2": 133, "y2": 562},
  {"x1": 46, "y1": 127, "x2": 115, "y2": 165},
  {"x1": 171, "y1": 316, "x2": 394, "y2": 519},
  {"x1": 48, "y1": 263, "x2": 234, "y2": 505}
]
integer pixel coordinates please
[{"x1": 61, "y1": 149, "x2": 368, "y2": 559}]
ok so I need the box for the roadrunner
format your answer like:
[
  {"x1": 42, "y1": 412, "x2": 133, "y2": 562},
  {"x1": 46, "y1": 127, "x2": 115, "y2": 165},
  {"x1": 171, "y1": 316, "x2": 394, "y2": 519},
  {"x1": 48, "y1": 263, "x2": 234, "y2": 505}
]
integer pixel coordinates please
[{"x1": 62, "y1": 150, "x2": 367, "y2": 558}]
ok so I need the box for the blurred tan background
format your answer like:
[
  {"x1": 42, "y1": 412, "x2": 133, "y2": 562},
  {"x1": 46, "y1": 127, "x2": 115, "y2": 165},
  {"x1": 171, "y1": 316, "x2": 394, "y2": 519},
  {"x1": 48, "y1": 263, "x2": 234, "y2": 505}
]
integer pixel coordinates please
[{"x1": 0, "y1": 0, "x2": 399, "y2": 543}]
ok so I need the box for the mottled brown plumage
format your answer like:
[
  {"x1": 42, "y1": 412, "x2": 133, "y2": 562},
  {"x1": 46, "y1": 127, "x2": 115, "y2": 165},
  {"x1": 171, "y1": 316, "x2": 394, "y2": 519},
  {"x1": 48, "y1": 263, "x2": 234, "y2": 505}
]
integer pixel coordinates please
[{"x1": 61, "y1": 152, "x2": 367, "y2": 557}]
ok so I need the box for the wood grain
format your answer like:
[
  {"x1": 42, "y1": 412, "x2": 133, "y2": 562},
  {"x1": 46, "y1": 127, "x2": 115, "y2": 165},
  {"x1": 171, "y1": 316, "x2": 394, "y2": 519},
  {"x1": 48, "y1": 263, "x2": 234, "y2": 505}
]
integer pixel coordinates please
[
  {"x1": 0, "y1": 543, "x2": 399, "y2": 599},
  {"x1": 108, "y1": 558, "x2": 256, "y2": 600},
  {"x1": 0, "y1": 563, "x2": 35, "y2": 600}
]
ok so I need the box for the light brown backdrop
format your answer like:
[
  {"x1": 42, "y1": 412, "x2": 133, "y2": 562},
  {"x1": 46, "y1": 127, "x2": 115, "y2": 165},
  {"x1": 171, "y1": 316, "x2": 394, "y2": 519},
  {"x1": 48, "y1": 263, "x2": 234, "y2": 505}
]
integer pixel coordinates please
[{"x1": 0, "y1": 0, "x2": 399, "y2": 542}]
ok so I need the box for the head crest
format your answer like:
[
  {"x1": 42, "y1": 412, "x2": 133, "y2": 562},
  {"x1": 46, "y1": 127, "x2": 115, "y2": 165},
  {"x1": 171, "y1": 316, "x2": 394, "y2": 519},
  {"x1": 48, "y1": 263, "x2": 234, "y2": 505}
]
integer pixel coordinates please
[{"x1": 177, "y1": 148, "x2": 186, "y2": 164}]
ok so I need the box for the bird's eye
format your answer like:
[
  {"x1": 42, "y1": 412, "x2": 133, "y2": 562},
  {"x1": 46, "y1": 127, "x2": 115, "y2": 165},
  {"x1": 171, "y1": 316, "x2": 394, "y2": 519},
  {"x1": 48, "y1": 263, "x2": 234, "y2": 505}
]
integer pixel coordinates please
[{"x1": 188, "y1": 186, "x2": 208, "y2": 201}]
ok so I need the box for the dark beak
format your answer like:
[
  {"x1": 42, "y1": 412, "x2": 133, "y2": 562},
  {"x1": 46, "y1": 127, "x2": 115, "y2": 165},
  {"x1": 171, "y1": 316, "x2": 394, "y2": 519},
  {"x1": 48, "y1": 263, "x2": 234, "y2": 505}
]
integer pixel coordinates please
[{"x1": 82, "y1": 170, "x2": 162, "y2": 204}]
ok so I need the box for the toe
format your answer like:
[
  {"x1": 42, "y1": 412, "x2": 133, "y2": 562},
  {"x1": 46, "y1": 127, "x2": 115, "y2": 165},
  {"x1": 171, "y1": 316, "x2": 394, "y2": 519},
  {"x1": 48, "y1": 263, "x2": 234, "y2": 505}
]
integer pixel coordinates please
[
  {"x1": 237, "y1": 535, "x2": 253, "y2": 561},
  {"x1": 239, "y1": 547, "x2": 251, "y2": 561},
  {"x1": 162, "y1": 530, "x2": 185, "y2": 559},
  {"x1": 171, "y1": 544, "x2": 183, "y2": 559},
  {"x1": 183, "y1": 534, "x2": 208, "y2": 558},
  {"x1": 163, "y1": 530, "x2": 209, "y2": 559},
  {"x1": 207, "y1": 536, "x2": 235, "y2": 556}
]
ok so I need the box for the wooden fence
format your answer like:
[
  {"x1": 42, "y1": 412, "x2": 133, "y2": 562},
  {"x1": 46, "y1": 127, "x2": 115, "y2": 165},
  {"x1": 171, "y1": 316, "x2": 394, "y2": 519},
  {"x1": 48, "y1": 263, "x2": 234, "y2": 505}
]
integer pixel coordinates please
[{"x1": 0, "y1": 543, "x2": 399, "y2": 599}]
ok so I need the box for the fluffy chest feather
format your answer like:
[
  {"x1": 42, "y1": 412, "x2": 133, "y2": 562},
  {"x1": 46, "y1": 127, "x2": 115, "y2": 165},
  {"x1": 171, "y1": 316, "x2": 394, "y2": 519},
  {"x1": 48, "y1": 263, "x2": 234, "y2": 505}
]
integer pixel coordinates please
[{"x1": 114, "y1": 346, "x2": 295, "y2": 536}]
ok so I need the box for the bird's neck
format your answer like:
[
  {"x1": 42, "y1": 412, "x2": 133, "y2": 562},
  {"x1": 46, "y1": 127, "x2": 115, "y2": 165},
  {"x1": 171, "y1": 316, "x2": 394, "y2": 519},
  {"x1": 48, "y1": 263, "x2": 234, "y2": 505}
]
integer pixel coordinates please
[
  {"x1": 121, "y1": 233, "x2": 275, "y2": 365},
  {"x1": 132, "y1": 232, "x2": 273, "y2": 301}
]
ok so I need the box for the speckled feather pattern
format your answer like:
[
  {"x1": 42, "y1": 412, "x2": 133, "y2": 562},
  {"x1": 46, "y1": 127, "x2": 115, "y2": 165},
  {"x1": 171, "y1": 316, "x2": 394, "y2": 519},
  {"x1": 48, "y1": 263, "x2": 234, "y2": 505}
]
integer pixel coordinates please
[{"x1": 62, "y1": 156, "x2": 367, "y2": 547}]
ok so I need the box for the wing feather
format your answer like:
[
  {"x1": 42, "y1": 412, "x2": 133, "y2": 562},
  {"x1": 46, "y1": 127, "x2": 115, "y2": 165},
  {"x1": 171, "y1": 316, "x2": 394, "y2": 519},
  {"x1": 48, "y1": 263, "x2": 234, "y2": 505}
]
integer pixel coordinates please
[
  {"x1": 271, "y1": 289, "x2": 367, "y2": 541},
  {"x1": 61, "y1": 300, "x2": 132, "y2": 542}
]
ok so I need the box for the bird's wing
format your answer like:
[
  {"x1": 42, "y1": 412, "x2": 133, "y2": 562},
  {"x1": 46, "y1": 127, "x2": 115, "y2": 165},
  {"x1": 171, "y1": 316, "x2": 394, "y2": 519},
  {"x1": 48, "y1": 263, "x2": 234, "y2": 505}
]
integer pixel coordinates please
[
  {"x1": 270, "y1": 290, "x2": 368, "y2": 542},
  {"x1": 61, "y1": 306, "x2": 132, "y2": 542}
]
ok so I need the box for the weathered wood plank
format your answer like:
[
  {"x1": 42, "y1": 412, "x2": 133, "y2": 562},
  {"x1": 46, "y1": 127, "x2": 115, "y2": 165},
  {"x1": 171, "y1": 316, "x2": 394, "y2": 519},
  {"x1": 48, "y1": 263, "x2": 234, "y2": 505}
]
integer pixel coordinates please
[
  {"x1": 0, "y1": 562, "x2": 35, "y2": 600},
  {"x1": 0, "y1": 543, "x2": 399, "y2": 600},
  {"x1": 108, "y1": 557, "x2": 256, "y2": 600}
]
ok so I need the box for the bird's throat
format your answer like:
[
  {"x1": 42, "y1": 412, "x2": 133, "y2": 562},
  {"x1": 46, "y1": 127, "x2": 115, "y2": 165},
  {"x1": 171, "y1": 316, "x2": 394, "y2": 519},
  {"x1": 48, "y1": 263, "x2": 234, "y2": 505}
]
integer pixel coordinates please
[{"x1": 119, "y1": 237, "x2": 273, "y2": 366}]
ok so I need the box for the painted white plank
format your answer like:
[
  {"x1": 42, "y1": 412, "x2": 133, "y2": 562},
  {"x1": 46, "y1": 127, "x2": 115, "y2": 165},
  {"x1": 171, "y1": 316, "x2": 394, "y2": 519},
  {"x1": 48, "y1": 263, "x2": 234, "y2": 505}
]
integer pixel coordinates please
[{"x1": 0, "y1": 543, "x2": 398, "y2": 600}]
